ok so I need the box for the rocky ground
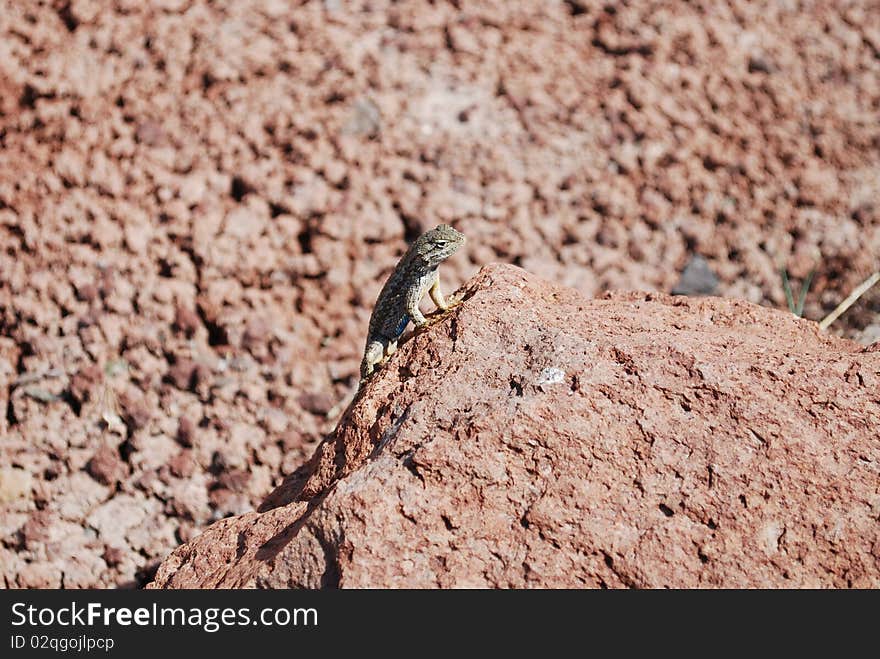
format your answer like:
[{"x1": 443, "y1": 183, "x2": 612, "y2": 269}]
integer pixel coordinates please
[{"x1": 1, "y1": 1, "x2": 879, "y2": 588}]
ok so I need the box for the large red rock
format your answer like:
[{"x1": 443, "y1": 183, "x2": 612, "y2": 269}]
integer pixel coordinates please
[{"x1": 150, "y1": 264, "x2": 880, "y2": 588}]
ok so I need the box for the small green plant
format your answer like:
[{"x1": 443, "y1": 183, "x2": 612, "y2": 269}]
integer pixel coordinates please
[
  {"x1": 780, "y1": 267, "x2": 815, "y2": 317},
  {"x1": 780, "y1": 263, "x2": 880, "y2": 331}
]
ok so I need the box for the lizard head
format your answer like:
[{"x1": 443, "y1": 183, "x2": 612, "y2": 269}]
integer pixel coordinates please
[{"x1": 417, "y1": 224, "x2": 466, "y2": 267}]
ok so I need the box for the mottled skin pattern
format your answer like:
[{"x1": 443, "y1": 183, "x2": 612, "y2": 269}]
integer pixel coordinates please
[{"x1": 360, "y1": 224, "x2": 466, "y2": 381}]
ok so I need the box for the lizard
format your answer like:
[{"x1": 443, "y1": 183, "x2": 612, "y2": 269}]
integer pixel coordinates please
[{"x1": 359, "y1": 224, "x2": 466, "y2": 383}]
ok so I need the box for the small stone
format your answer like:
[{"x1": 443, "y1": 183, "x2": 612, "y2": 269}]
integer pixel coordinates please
[
  {"x1": 124, "y1": 221, "x2": 152, "y2": 254},
  {"x1": 69, "y1": 364, "x2": 103, "y2": 404},
  {"x1": 136, "y1": 121, "x2": 166, "y2": 146},
  {"x1": 75, "y1": 283, "x2": 99, "y2": 302},
  {"x1": 747, "y1": 55, "x2": 775, "y2": 74},
  {"x1": 103, "y1": 546, "x2": 125, "y2": 567},
  {"x1": 167, "y1": 359, "x2": 198, "y2": 390},
  {"x1": 173, "y1": 306, "x2": 201, "y2": 337},
  {"x1": 21, "y1": 510, "x2": 51, "y2": 549},
  {"x1": 86, "y1": 445, "x2": 127, "y2": 486},
  {"x1": 672, "y1": 255, "x2": 719, "y2": 296},
  {"x1": 345, "y1": 97, "x2": 381, "y2": 137},
  {"x1": 176, "y1": 417, "x2": 196, "y2": 447},
  {"x1": 298, "y1": 391, "x2": 335, "y2": 415},
  {"x1": 119, "y1": 390, "x2": 151, "y2": 430},
  {"x1": 0, "y1": 467, "x2": 33, "y2": 504},
  {"x1": 242, "y1": 318, "x2": 271, "y2": 351},
  {"x1": 168, "y1": 451, "x2": 196, "y2": 479},
  {"x1": 218, "y1": 468, "x2": 250, "y2": 492}
]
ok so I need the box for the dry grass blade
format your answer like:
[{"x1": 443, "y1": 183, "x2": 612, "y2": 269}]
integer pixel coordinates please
[
  {"x1": 818, "y1": 271, "x2": 880, "y2": 331},
  {"x1": 98, "y1": 384, "x2": 126, "y2": 432}
]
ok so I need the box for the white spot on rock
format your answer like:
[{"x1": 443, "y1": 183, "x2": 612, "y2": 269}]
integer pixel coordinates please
[
  {"x1": 759, "y1": 521, "x2": 784, "y2": 554},
  {"x1": 537, "y1": 367, "x2": 565, "y2": 385}
]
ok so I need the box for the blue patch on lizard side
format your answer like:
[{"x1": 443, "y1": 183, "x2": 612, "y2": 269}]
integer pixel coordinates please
[{"x1": 393, "y1": 314, "x2": 410, "y2": 338}]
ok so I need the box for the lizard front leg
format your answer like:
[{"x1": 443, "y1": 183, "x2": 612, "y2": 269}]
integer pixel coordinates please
[
  {"x1": 406, "y1": 293, "x2": 428, "y2": 327},
  {"x1": 429, "y1": 274, "x2": 448, "y2": 311}
]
